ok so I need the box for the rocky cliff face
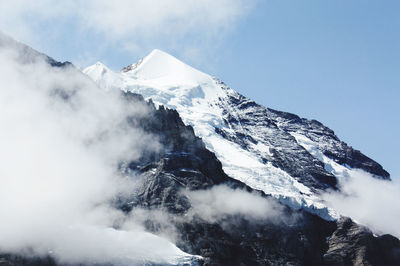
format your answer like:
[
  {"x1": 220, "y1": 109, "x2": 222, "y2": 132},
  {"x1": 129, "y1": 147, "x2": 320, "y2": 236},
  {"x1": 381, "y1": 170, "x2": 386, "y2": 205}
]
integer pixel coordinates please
[
  {"x1": 266, "y1": 107, "x2": 390, "y2": 179},
  {"x1": 324, "y1": 218, "x2": 400, "y2": 266},
  {"x1": 114, "y1": 92, "x2": 400, "y2": 265},
  {"x1": 214, "y1": 80, "x2": 338, "y2": 191},
  {"x1": 214, "y1": 78, "x2": 390, "y2": 188}
]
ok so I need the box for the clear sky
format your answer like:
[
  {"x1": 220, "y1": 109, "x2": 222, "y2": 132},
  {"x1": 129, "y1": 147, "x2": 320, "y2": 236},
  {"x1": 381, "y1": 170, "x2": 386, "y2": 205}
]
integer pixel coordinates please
[{"x1": 1, "y1": 0, "x2": 399, "y2": 178}]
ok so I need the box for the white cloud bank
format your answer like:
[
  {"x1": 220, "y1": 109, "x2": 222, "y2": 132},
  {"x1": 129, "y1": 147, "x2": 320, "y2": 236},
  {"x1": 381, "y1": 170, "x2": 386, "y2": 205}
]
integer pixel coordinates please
[
  {"x1": 323, "y1": 170, "x2": 400, "y2": 238},
  {"x1": 293, "y1": 130, "x2": 400, "y2": 238},
  {"x1": 0, "y1": 39, "x2": 198, "y2": 264},
  {"x1": 186, "y1": 185, "x2": 286, "y2": 223},
  {"x1": 0, "y1": 0, "x2": 256, "y2": 62},
  {"x1": 80, "y1": 0, "x2": 255, "y2": 38}
]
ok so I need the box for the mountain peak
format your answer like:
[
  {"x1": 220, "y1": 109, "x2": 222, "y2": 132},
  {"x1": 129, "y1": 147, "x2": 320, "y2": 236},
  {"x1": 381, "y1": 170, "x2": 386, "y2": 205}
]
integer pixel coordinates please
[
  {"x1": 83, "y1": 61, "x2": 111, "y2": 78},
  {"x1": 147, "y1": 48, "x2": 175, "y2": 60},
  {"x1": 121, "y1": 49, "x2": 208, "y2": 82},
  {"x1": 83, "y1": 61, "x2": 123, "y2": 91}
]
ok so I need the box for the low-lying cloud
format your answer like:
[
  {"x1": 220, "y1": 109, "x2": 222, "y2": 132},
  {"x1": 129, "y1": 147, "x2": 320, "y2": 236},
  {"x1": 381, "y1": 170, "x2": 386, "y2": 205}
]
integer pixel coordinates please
[
  {"x1": 322, "y1": 169, "x2": 400, "y2": 238},
  {"x1": 0, "y1": 40, "x2": 195, "y2": 264},
  {"x1": 186, "y1": 185, "x2": 285, "y2": 223}
]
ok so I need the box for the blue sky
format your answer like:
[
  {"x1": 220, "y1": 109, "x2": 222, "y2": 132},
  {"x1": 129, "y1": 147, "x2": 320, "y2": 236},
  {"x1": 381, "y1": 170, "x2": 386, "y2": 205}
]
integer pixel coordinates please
[{"x1": 1, "y1": 0, "x2": 399, "y2": 178}]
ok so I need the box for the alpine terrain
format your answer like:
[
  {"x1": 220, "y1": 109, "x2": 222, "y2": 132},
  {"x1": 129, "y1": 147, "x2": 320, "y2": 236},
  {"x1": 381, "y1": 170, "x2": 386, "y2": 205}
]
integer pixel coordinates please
[{"x1": 1, "y1": 33, "x2": 399, "y2": 265}]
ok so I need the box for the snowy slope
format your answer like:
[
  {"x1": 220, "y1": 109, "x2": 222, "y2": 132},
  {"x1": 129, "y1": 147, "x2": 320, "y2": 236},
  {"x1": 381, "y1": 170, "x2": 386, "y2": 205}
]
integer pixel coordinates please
[
  {"x1": 83, "y1": 62, "x2": 124, "y2": 91},
  {"x1": 83, "y1": 49, "x2": 388, "y2": 221}
]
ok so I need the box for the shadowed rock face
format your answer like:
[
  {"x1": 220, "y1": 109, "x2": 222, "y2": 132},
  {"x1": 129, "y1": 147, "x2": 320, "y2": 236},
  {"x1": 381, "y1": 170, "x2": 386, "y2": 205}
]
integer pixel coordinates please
[
  {"x1": 324, "y1": 218, "x2": 400, "y2": 266},
  {"x1": 266, "y1": 108, "x2": 390, "y2": 180},
  {"x1": 213, "y1": 80, "x2": 389, "y2": 193},
  {"x1": 119, "y1": 92, "x2": 237, "y2": 214},
  {"x1": 214, "y1": 83, "x2": 338, "y2": 191},
  {"x1": 117, "y1": 93, "x2": 336, "y2": 265},
  {"x1": 1, "y1": 91, "x2": 399, "y2": 266},
  {"x1": 118, "y1": 93, "x2": 400, "y2": 266}
]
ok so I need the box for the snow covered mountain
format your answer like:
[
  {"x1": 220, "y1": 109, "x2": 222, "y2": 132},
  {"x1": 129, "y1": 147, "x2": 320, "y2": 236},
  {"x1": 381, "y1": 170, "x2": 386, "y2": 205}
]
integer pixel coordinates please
[
  {"x1": 84, "y1": 49, "x2": 389, "y2": 221},
  {"x1": 2, "y1": 34, "x2": 399, "y2": 265}
]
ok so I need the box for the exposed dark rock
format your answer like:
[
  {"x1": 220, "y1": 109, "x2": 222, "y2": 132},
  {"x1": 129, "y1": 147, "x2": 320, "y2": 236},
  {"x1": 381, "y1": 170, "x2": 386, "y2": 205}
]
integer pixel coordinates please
[
  {"x1": 117, "y1": 93, "x2": 336, "y2": 265},
  {"x1": 211, "y1": 78, "x2": 389, "y2": 197},
  {"x1": 174, "y1": 212, "x2": 337, "y2": 266},
  {"x1": 214, "y1": 81, "x2": 338, "y2": 190},
  {"x1": 323, "y1": 217, "x2": 400, "y2": 266},
  {"x1": 119, "y1": 91, "x2": 239, "y2": 214},
  {"x1": 267, "y1": 109, "x2": 390, "y2": 179},
  {"x1": 119, "y1": 93, "x2": 400, "y2": 265}
]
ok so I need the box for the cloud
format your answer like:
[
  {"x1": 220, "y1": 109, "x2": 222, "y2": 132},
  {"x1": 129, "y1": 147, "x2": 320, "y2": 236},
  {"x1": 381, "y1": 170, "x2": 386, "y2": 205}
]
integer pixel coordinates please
[
  {"x1": 0, "y1": 39, "x2": 197, "y2": 264},
  {"x1": 80, "y1": 0, "x2": 254, "y2": 38},
  {"x1": 0, "y1": 0, "x2": 257, "y2": 64},
  {"x1": 322, "y1": 169, "x2": 400, "y2": 238},
  {"x1": 185, "y1": 185, "x2": 285, "y2": 223}
]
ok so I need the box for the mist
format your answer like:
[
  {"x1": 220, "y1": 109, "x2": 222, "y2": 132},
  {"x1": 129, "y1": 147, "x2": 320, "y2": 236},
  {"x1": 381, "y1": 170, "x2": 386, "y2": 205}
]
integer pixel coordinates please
[
  {"x1": 0, "y1": 41, "x2": 196, "y2": 265},
  {"x1": 185, "y1": 185, "x2": 286, "y2": 223},
  {"x1": 322, "y1": 169, "x2": 400, "y2": 238}
]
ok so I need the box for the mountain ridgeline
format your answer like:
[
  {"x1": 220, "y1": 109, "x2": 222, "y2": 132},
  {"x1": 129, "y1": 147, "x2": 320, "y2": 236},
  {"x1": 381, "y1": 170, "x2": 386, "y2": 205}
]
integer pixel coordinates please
[{"x1": 84, "y1": 49, "x2": 391, "y2": 220}]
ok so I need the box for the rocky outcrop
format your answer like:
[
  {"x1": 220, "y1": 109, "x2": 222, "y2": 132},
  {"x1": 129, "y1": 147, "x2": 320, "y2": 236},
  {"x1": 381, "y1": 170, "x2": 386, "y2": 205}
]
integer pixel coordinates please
[
  {"x1": 213, "y1": 79, "x2": 389, "y2": 195},
  {"x1": 323, "y1": 218, "x2": 400, "y2": 266},
  {"x1": 215, "y1": 80, "x2": 338, "y2": 190},
  {"x1": 119, "y1": 93, "x2": 400, "y2": 265},
  {"x1": 267, "y1": 109, "x2": 390, "y2": 179},
  {"x1": 119, "y1": 92, "x2": 238, "y2": 214},
  {"x1": 119, "y1": 93, "x2": 336, "y2": 265}
]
